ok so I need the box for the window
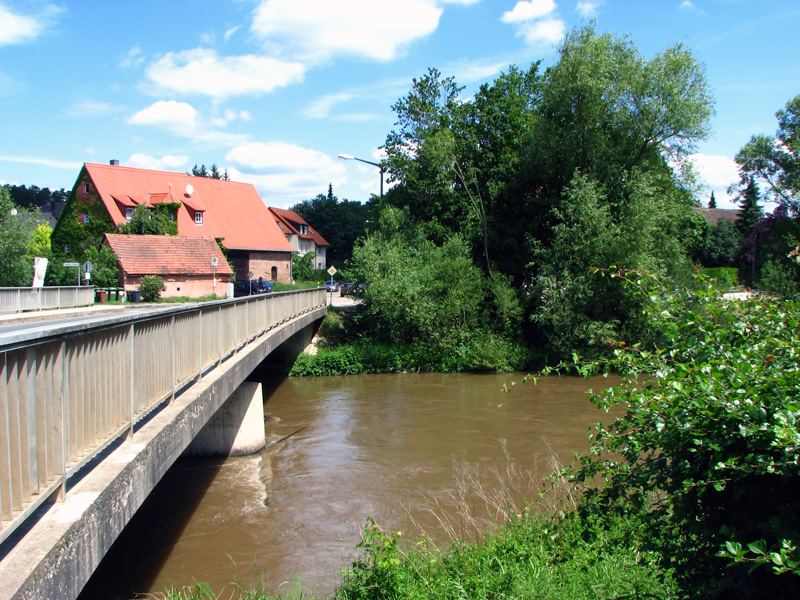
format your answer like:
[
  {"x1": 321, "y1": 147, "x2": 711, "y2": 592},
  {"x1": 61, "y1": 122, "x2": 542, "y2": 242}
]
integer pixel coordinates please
[
  {"x1": 125, "y1": 207, "x2": 133, "y2": 222},
  {"x1": 299, "y1": 224, "x2": 308, "y2": 235},
  {"x1": 83, "y1": 183, "x2": 90, "y2": 194},
  {"x1": 169, "y1": 212, "x2": 174, "y2": 221},
  {"x1": 83, "y1": 213, "x2": 90, "y2": 224},
  {"x1": 195, "y1": 211, "x2": 203, "y2": 224},
  {"x1": 63, "y1": 244, "x2": 69, "y2": 254}
]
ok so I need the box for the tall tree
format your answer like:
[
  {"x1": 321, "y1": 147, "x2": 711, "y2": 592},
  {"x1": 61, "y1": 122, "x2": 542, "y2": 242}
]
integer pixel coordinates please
[
  {"x1": 0, "y1": 187, "x2": 38, "y2": 286},
  {"x1": 734, "y1": 176, "x2": 764, "y2": 239},
  {"x1": 735, "y1": 94, "x2": 800, "y2": 215},
  {"x1": 708, "y1": 191, "x2": 717, "y2": 208}
]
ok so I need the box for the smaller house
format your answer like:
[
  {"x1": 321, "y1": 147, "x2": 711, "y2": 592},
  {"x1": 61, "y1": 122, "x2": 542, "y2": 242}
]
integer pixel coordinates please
[
  {"x1": 268, "y1": 207, "x2": 330, "y2": 269},
  {"x1": 104, "y1": 234, "x2": 232, "y2": 298},
  {"x1": 693, "y1": 207, "x2": 740, "y2": 226}
]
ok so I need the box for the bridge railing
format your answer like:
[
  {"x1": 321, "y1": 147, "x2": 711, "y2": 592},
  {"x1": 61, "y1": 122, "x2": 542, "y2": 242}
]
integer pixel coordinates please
[
  {"x1": 0, "y1": 288, "x2": 325, "y2": 544},
  {"x1": 0, "y1": 286, "x2": 96, "y2": 314}
]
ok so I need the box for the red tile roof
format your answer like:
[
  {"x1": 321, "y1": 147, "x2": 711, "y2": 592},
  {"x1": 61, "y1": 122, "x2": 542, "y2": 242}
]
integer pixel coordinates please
[
  {"x1": 84, "y1": 163, "x2": 293, "y2": 252},
  {"x1": 268, "y1": 207, "x2": 330, "y2": 247},
  {"x1": 104, "y1": 234, "x2": 233, "y2": 277},
  {"x1": 693, "y1": 207, "x2": 740, "y2": 226}
]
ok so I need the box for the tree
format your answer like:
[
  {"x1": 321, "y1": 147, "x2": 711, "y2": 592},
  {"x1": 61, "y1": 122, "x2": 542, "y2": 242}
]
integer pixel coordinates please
[
  {"x1": 190, "y1": 164, "x2": 230, "y2": 180},
  {"x1": 735, "y1": 94, "x2": 800, "y2": 215},
  {"x1": 0, "y1": 187, "x2": 38, "y2": 286},
  {"x1": 708, "y1": 190, "x2": 717, "y2": 208},
  {"x1": 734, "y1": 176, "x2": 764, "y2": 239},
  {"x1": 555, "y1": 274, "x2": 800, "y2": 598},
  {"x1": 694, "y1": 217, "x2": 741, "y2": 268},
  {"x1": 117, "y1": 204, "x2": 178, "y2": 235},
  {"x1": 290, "y1": 185, "x2": 371, "y2": 266},
  {"x1": 292, "y1": 251, "x2": 314, "y2": 281}
]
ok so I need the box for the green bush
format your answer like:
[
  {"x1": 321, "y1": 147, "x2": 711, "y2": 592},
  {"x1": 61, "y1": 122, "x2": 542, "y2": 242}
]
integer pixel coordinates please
[
  {"x1": 553, "y1": 272, "x2": 800, "y2": 598},
  {"x1": 701, "y1": 266, "x2": 740, "y2": 290},
  {"x1": 139, "y1": 275, "x2": 165, "y2": 302}
]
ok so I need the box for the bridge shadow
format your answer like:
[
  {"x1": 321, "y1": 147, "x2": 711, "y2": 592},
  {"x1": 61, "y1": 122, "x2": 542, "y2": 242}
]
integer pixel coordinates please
[{"x1": 77, "y1": 371, "x2": 289, "y2": 600}]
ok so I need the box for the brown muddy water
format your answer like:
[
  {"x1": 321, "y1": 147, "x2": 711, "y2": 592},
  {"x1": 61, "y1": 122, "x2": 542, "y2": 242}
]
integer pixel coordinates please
[{"x1": 78, "y1": 372, "x2": 617, "y2": 599}]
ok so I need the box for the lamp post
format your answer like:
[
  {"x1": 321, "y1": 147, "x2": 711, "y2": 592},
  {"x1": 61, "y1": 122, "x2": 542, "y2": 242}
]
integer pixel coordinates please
[{"x1": 338, "y1": 153, "x2": 385, "y2": 199}]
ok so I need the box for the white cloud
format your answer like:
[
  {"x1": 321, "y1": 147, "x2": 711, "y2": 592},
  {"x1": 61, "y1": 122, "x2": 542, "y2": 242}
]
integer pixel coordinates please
[
  {"x1": 303, "y1": 93, "x2": 357, "y2": 119},
  {"x1": 501, "y1": 1, "x2": 564, "y2": 47},
  {"x1": 691, "y1": 153, "x2": 740, "y2": 208},
  {"x1": 144, "y1": 48, "x2": 305, "y2": 99},
  {"x1": 226, "y1": 142, "x2": 347, "y2": 204},
  {"x1": 126, "y1": 154, "x2": 190, "y2": 171},
  {"x1": 120, "y1": 46, "x2": 144, "y2": 69},
  {"x1": 67, "y1": 99, "x2": 118, "y2": 117},
  {"x1": 0, "y1": 3, "x2": 60, "y2": 46},
  {"x1": 251, "y1": 0, "x2": 443, "y2": 62},
  {"x1": 501, "y1": 0, "x2": 556, "y2": 22},
  {"x1": 128, "y1": 100, "x2": 248, "y2": 145},
  {"x1": 224, "y1": 26, "x2": 241, "y2": 42},
  {"x1": 680, "y1": 0, "x2": 697, "y2": 11},
  {"x1": 576, "y1": 1, "x2": 599, "y2": 18},
  {"x1": 0, "y1": 155, "x2": 82, "y2": 170},
  {"x1": 129, "y1": 100, "x2": 199, "y2": 134}
]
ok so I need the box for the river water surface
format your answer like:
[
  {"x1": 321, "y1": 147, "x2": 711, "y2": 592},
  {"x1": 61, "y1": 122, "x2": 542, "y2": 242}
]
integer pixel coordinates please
[{"x1": 79, "y1": 372, "x2": 614, "y2": 599}]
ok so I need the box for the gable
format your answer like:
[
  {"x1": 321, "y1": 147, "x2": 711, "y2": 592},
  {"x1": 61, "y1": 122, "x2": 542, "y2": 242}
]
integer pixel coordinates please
[{"x1": 81, "y1": 163, "x2": 293, "y2": 253}]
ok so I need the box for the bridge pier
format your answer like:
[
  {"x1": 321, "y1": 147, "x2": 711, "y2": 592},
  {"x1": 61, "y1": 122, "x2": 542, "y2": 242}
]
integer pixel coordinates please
[{"x1": 183, "y1": 382, "x2": 266, "y2": 457}]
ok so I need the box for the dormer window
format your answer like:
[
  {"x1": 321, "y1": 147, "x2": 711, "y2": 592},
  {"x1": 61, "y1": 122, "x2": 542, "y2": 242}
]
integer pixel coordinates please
[
  {"x1": 195, "y1": 211, "x2": 203, "y2": 225},
  {"x1": 125, "y1": 207, "x2": 133, "y2": 222},
  {"x1": 299, "y1": 224, "x2": 308, "y2": 235}
]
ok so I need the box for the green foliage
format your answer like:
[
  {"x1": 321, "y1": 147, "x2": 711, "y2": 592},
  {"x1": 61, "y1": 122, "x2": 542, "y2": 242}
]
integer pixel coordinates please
[
  {"x1": 694, "y1": 217, "x2": 741, "y2": 268},
  {"x1": 735, "y1": 94, "x2": 800, "y2": 215},
  {"x1": 51, "y1": 186, "x2": 116, "y2": 256},
  {"x1": 0, "y1": 187, "x2": 38, "y2": 286},
  {"x1": 292, "y1": 251, "x2": 314, "y2": 281},
  {"x1": 190, "y1": 164, "x2": 230, "y2": 180},
  {"x1": 700, "y1": 266, "x2": 739, "y2": 290},
  {"x1": 335, "y1": 511, "x2": 675, "y2": 600},
  {"x1": 118, "y1": 203, "x2": 178, "y2": 235},
  {"x1": 139, "y1": 275, "x2": 165, "y2": 302},
  {"x1": 291, "y1": 184, "x2": 371, "y2": 266},
  {"x1": 82, "y1": 245, "x2": 120, "y2": 288},
  {"x1": 553, "y1": 272, "x2": 800, "y2": 598}
]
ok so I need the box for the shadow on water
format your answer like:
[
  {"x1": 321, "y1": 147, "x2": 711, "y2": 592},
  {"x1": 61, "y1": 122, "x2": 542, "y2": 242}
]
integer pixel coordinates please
[{"x1": 77, "y1": 371, "x2": 289, "y2": 600}]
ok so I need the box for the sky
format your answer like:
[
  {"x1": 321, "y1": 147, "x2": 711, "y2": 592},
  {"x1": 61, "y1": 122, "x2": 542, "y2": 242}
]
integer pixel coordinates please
[{"x1": 0, "y1": 0, "x2": 798, "y2": 210}]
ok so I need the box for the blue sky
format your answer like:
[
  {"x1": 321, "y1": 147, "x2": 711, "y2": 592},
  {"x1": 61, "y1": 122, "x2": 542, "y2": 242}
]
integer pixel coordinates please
[{"x1": 0, "y1": 0, "x2": 798, "y2": 209}]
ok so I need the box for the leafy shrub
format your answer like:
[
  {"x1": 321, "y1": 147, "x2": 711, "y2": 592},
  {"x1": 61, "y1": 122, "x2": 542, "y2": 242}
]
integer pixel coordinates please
[
  {"x1": 700, "y1": 266, "x2": 739, "y2": 290},
  {"x1": 139, "y1": 275, "x2": 165, "y2": 302},
  {"x1": 553, "y1": 272, "x2": 800, "y2": 598}
]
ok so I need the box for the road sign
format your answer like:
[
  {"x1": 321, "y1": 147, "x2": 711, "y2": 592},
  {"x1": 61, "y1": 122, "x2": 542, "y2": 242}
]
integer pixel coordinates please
[
  {"x1": 327, "y1": 266, "x2": 337, "y2": 276},
  {"x1": 63, "y1": 262, "x2": 80, "y2": 268},
  {"x1": 211, "y1": 257, "x2": 219, "y2": 266},
  {"x1": 82, "y1": 261, "x2": 93, "y2": 273}
]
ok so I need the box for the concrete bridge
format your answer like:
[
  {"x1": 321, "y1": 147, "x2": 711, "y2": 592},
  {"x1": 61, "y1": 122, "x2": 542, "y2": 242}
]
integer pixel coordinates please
[{"x1": 0, "y1": 289, "x2": 327, "y2": 600}]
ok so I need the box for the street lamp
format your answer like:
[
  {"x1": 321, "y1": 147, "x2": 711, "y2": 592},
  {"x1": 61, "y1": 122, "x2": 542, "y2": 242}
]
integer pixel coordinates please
[{"x1": 338, "y1": 153, "x2": 385, "y2": 199}]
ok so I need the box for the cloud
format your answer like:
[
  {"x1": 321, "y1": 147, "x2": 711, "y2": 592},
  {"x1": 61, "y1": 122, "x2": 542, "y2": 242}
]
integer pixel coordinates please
[
  {"x1": 0, "y1": 3, "x2": 61, "y2": 46},
  {"x1": 225, "y1": 142, "x2": 347, "y2": 204},
  {"x1": 250, "y1": 0, "x2": 443, "y2": 62},
  {"x1": 144, "y1": 48, "x2": 305, "y2": 99},
  {"x1": 67, "y1": 99, "x2": 119, "y2": 117},
  {"x1": 128, "y1": 100, "x2": 248, "y2": 145},
  {"x1": 302, "y1": 93, "x2": 357, "y2": 119},
  {"x1": 576, "y1": 1, "x2": 600, "y2": 18},
  {"x1": 0, "y1": 155, "x2": 82, "y2": 170},
  {"x1": 691, "y1": 153, "x2": 741, "y2": 207},
  {"x1": 126, "y1": 154, "x2": 191, "y2": 171},
  {"x1": 120, "y1": 46, "x2": 144, "y2": 69},
  {"x1": 501, "y1": 0, "x2": 564, "y2": 46}
]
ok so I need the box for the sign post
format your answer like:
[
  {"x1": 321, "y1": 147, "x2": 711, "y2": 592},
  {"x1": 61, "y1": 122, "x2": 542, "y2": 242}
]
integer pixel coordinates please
[
  {"x1": 327, "y1": 266, "x2": 337, "y2": 305},
  {"x1": 211, "y1": 256, "x2": 218, "y2": 291}
]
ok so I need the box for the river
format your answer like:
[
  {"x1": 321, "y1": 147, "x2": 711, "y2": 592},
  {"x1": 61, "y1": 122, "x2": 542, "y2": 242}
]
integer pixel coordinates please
[{"x1": 78, "y1": 372, "x2": 614, "y2": 599}]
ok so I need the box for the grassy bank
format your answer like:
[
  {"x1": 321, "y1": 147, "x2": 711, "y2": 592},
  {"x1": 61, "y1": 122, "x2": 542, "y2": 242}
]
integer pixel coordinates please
[{"x1": 156, "y1": 508, "x2": 675, "y2": 600}]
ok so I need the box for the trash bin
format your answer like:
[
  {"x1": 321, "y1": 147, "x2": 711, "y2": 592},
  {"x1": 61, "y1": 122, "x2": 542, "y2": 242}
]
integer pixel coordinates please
[
  {"x1": 98, "y1": 290, "x2": 107, "y2": 303},
  {"x1": 128, "y1": 289, "x2": 142, "y2": 303}
]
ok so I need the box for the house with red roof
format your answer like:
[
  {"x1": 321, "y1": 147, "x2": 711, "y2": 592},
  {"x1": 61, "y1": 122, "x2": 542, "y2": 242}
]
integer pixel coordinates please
[
  {"x1": 58, "y1": 162, "x2": 294, "y2": 284},
  {"x1": 104, "y1": 234, "x2": 233, "y2": 298},
  {"x1": 268, "y1": 207, "x2": 330, "y2": 269}
]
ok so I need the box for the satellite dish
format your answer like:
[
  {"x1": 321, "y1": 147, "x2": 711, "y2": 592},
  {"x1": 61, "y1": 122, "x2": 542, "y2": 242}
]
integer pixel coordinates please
[{"x1": 185, "y1": 184, "x2": 194, "y2": 195}]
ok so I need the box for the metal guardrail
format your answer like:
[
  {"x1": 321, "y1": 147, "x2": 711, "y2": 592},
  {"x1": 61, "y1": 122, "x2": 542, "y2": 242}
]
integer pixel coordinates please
[
  {"x1": 0, "y1": 288, "x2": 325, "y2": 544},
  {"x1": 0, "y1": 287, "x2": 96, "y2": 314}
]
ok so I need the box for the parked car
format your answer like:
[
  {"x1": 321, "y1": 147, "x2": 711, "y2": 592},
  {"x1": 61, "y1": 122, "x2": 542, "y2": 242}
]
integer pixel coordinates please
[
  {"x1": 340, "y1": 282, "x2": 355, "y2": 296},
  {"x1": 324, "y1": 280, "x2": 339, "y2": 292},
  {"x1": 233, "y1": 279, "x2": 272, "y2": 297}
]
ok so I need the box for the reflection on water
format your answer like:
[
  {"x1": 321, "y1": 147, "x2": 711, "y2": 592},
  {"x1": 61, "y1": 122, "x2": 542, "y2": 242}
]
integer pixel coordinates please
[{"x1": 80, "y1": 372, "x2": 613, "y2": 599}]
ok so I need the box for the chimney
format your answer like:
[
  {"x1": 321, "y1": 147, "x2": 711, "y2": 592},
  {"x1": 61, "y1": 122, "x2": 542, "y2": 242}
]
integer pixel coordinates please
[{"x1": 110, "y1": 159, "x2": 120, "y2": 166}]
